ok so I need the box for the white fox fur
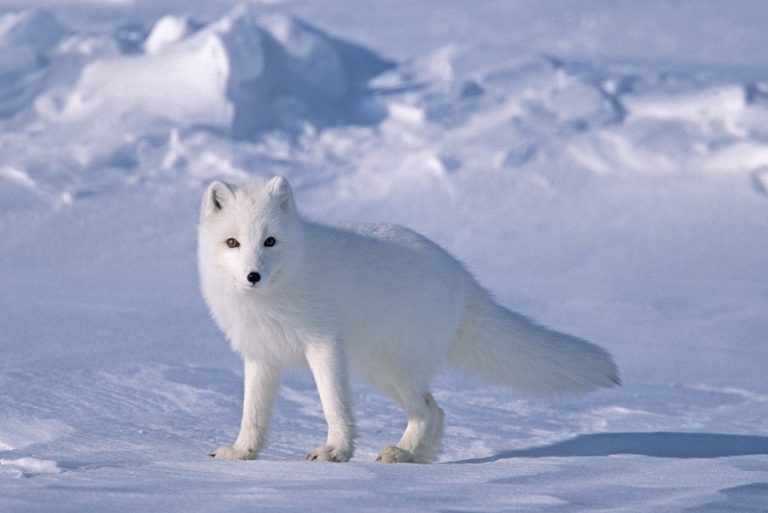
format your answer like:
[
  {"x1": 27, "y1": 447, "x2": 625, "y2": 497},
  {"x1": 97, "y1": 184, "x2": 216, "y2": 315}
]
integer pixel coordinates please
[{"x1": 198, "y1": 176, "x2": 620, "y2": 463}]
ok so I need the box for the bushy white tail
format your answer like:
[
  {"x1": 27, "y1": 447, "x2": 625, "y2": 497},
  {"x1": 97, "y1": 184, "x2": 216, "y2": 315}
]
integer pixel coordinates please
[{"x1": 449, "y1": 294, "x2": 620, "y2": 394}]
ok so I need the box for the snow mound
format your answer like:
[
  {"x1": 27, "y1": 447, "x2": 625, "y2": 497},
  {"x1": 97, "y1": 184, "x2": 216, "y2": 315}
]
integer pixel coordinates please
[{"x1": 45, "y1": 4, "x2": 392, "y2": 139}]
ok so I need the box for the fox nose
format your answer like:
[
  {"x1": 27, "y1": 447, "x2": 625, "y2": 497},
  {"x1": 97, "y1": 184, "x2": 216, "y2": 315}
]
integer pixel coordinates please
[{"x1": 247, "y1": 272, "x2": 261, "y2": 284}]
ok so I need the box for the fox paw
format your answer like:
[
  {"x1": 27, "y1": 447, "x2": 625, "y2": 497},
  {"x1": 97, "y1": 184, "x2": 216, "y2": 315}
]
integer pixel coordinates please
[
  {"x1": 209, "y1": 445, "x2": 256, "y2": 460},
  {"x1": 376, "y1": 445, "x2": 416, "y2": 463},
  {"x1": 305, "y1": 445, "x2": 351, "y2": 462}
]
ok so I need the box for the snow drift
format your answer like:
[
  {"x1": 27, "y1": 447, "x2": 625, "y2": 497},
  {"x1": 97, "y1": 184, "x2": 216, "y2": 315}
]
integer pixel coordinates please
[{"x1": 44, "y1": 5, "x2": 392, "y2": 138}]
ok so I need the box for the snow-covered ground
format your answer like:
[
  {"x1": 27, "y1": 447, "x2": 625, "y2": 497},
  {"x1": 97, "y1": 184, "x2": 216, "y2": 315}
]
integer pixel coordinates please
[{"x1": 1, "y1": 1, "x2": 767, "y2": 511}]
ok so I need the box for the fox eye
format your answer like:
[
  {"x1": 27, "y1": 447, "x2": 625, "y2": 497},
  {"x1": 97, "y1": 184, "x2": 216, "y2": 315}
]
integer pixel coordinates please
[
  {"x1": 264, "y1": 236, "x2": 276, "y2": 247},
  {"x1": 226, "y1": 238, "x2": 240, "y2": 248}
]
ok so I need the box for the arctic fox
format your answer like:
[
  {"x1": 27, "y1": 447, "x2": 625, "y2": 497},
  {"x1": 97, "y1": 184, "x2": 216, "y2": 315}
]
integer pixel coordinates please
[{"x1": 198, "y1": 176, "x2": 619, "y2": 464}]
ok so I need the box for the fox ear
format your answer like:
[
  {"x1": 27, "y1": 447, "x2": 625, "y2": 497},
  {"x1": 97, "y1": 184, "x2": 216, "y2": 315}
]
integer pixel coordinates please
[
  {"x1": 267, "y1": 176, "x2": 295, "y2": 213},
  {"x1": 203, "y1": 180, "x2": 235, "y2": 215}
]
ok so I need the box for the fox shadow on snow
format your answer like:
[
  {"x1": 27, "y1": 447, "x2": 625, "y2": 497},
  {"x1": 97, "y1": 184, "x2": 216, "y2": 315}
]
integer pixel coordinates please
[{"x1": 454, "y1": 432, "x2": 768, "y2": 463}]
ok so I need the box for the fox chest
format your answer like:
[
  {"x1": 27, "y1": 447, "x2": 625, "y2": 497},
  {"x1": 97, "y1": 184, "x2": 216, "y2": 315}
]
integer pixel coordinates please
[{"x1": 212, "y1": 296, "x2": 323, "y2": 364}]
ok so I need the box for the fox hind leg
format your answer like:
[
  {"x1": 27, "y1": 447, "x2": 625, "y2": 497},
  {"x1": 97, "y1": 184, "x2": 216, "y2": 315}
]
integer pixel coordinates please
[{"x1": 376, "y1": 389, "x2": 444, "y2": 464}]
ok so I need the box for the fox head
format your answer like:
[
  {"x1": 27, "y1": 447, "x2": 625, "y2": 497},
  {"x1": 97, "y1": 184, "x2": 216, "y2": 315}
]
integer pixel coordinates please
[{"x1": 198, "y1": 176, "x2": 301, "y2": 292}]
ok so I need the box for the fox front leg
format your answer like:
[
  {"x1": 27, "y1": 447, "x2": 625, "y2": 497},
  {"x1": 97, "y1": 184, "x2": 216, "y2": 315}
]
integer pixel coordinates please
[
  {"x1": 304, "y1": 339, "x2": 356, "y2": 462},
  {"x1": 211, "y1": 359, "x2": 281, "y2": 460}
]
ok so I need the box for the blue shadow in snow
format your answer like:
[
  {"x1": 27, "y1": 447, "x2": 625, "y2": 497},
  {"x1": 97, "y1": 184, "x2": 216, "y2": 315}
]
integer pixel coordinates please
[
  {"x1": 453, "y1": 432, "x2": 768, "y2": 464},
  {"x1": 684, "y1": 482, "x2": 768, "y2": 512}
]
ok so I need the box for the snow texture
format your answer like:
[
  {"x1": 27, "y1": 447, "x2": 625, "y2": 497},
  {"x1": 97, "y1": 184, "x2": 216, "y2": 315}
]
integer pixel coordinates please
[{"x1": 1, "y1": 1, "x2": 767, "y2": 511}]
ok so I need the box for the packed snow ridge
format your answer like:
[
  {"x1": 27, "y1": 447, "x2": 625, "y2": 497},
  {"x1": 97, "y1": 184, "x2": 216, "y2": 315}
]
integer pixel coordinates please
[
  {"x1": 3, "y1": 3, "x2": 768, "y2": 207},
  {"x1": 8, "y1": 5, "x2": 392, "y2": 139}
]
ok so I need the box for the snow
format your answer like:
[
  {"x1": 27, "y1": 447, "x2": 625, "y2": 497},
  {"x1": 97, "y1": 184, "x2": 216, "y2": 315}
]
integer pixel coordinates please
[{"x1": 1, "y1": 1, "x2": 767, "y2": 511}]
